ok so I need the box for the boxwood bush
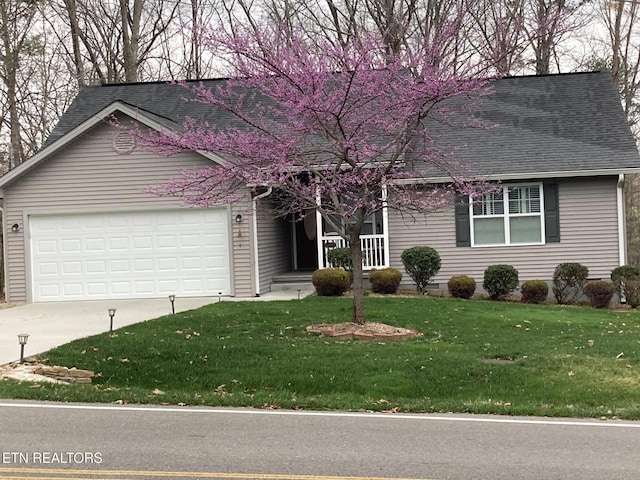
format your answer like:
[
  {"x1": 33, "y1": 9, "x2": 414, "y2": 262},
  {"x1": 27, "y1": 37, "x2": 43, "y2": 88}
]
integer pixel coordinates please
[
  {"x1": 447, "y1": 275, "x2": 476, "y2": 299},
  {"x1": 369, "y1": 268, "x2": 403, "y2": 294},
  {"x1": 610, "y1": 265, "x2": 640, "y2": 303},
  {"x1": 584, "y1": 281, "x2": 614, "y2": 309},
  {"x1": 400, "y1": 246, "x2": 441, "y2": 293},
  {"x1": 552, "y1": 263, "x2": 589, "y2": 304},
  {"x1": 311, "y1": 268, "x2": 350, "y2": 296},
  {"x1": 521, "y1": 280, "x2": 549, "y2": 304},
  {"x1": 327, "y1": 247, "x2": 352, "y2": 271},
  {"x1": 483, "y1": 264, "x2": 519, "y2": 300}
]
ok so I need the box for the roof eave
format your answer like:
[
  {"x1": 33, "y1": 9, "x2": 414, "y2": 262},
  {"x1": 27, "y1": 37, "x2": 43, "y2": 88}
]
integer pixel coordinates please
[{"x1": 399, "y1": 167, "x2": 640, "y2": 184}]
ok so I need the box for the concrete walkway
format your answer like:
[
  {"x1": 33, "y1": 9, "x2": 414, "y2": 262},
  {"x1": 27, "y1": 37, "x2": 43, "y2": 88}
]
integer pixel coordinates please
[{"x1": 0, "y1": 290, "x2": 314, "y2": 366}]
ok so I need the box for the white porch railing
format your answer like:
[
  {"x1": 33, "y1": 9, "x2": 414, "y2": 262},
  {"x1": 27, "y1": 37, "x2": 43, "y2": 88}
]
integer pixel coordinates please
[{"x1": 321, "y1": 234, "x2": 387, "y2": 270}]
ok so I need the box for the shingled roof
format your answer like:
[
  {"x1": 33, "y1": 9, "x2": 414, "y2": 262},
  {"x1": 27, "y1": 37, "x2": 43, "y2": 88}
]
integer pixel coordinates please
[{"x1": 41, "y1": 71, "x2": 640, "y2": 178}]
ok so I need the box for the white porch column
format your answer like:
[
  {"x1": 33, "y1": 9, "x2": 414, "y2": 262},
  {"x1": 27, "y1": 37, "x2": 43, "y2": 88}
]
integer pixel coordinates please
[
  {"x1": 382, "y1": 181, "x2": 390, "y2": 268},
  {"x1": 315, "y1": 188, "x2": 324, "y2": 269}
]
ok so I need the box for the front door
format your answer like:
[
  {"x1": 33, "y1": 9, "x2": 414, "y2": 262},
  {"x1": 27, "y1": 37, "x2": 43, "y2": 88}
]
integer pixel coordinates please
[{"x1": 295, "y1": 213, "x2": 318, "y2": 270}]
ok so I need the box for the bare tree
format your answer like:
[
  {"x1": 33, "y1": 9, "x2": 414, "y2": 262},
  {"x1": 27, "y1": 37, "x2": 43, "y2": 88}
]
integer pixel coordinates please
[
  {"x1": 51, "y1": 0, "x2": 179, "y2": 84},
  {"x1": 0, "y1": 0, "x2": 40, "y2": 167}
]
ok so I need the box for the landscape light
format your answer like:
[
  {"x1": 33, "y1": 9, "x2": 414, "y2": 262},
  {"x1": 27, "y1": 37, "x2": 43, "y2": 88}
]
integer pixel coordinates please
[
  {"x1": 17, "y1": 334, "x2": 29, "y2": 364},
  {"x1": 169, "y1": 294, "x2": 176, "y2": 314},
  {"x1": 108, "y1": 308, "x2": 116, "y2": 332}
]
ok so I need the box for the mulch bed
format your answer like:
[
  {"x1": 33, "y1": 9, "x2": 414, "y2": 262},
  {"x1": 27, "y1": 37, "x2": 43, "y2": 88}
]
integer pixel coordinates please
[{"x1": 306, "y1": 322, "x2": 423, "y2": 340}]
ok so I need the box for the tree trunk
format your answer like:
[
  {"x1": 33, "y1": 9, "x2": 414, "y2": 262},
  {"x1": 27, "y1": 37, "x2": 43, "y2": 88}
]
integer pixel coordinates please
[
  {"x1": 350, "y1": 228, "x2": 365, "y2": 325},
  {"x1": 63, "y1": 0, "x2": 86, "y2": 87},
  {"x1": 120, "y1": 0, "x2": 140, "y2": 82}
]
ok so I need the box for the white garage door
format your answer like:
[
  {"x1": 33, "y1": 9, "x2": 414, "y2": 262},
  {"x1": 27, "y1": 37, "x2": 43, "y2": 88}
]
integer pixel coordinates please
[{"x1": 30, "y1": 209, "x2": 231, "y2": 301}]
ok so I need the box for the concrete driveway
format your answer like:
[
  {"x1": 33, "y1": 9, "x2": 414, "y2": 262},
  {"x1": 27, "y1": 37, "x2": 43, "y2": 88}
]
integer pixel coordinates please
[{"x1": 0, "y1": 290, "x2": 312, "y2": 366}]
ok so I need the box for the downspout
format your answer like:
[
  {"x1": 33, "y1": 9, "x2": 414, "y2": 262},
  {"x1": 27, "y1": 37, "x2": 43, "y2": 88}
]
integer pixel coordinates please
[
  {"x1": 252, "y1": 187, "x2": 273, "y2": 296},
  {"x1": 617, "y1": 174, "x2": 626, "y2": 266},
  {"x1": 0, "y1": 205, "x2": 6, "y2": 301}
]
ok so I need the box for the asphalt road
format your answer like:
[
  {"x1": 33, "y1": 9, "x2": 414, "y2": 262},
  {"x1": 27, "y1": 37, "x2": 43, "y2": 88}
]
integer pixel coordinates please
[{"x1": 0, "y1": 401, "x2": 639, "y2": 480}]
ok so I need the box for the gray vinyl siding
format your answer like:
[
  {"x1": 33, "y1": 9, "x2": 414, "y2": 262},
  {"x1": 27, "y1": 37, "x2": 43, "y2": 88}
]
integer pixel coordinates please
[
  {"x1": 388, "y1": 177, "x2": 621, "y2": 289},
  {"x1": 2, "y1": 116, "x2": 254, "y2": 302},
  {"x1": 256, "y1": 200, "x2": 290, "y2": 294},
  {"x1": 230, "y1": 200, "x2": 255, "y2": 298}
]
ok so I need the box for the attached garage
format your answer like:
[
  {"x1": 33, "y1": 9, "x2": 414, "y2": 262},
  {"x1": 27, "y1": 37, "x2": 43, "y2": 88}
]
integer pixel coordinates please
[
  {"x1": 29, "y1": 209, "x2": 232, "y2": 302},
  {"x1": 0, "y1": 102, "x2": 255, "y2": 303}
]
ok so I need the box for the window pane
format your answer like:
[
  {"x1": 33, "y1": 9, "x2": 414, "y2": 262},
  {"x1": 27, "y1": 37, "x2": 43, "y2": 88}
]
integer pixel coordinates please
[
  {"x1": 510, "y1": 216, "x2": 541, "y2": 243},
  {"x1": 474, "y1": 218, "x2": 505, "y2": 245},
  {"x1": 473, "y1": 192, "x2": 504, "y2": 216},
  {"x1": 508, "y1": 186, "x2": 540, "y2": 214}
]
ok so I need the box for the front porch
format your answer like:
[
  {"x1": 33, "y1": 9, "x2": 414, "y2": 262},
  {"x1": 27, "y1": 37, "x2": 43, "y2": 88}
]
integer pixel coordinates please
[
  {"x1": 256, "y1": 199, "x2": 390, "y2": 296},
  {"x1": 292, "y1": 208, "x2": 390, "y2": 271},
  {"x1": 319, "y1": 234, "x2": 388, "y2": 270}
]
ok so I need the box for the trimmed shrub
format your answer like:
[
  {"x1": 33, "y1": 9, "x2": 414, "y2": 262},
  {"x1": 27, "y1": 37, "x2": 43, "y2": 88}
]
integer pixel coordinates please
[
  {"x1": 584, "y1": 281, "x2": 614, "y2": 309},
  {"x1": 369, "y1": 268, "x2": 403, "y2": 294},
  {"x1": 327, "y1": 247, "x2": 352, "y2": 271},
  {"x1": 521, "y1": 280, "x2": 549, "y2": 304},
  {"x1": 483, "y1": 264, "x2": 519, "y2": 300},
  {"x1": 552, "y1": 263, "x2": 589, "y2": 304},
  {"x1": 624, "y1": 279, "x2": 640, "y2": 308},
  {"x1": 311, "y1": 268, "x2": 350, "y2": 296},
  {"x1": 447, "y1": 275, "x2": 476, "y2": 299},
  {"x1": 400, "y1": 246, "x2": 441, "y2": 293},
  {"x1": 610, "y1": 265, "x2": 640, "y2": 301}
]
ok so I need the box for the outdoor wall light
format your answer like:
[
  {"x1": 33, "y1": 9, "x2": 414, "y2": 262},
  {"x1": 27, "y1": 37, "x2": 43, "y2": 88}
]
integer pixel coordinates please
[
  {"x1": 235, "y1": 214, "x2": 243, "y2": 223},
  {"x1": 18, "y1": 333, "x2": 29, "y2": 364},
  {"x1": 108, "y1": 308, "x2": 117, "y2": 332},
  {"x1": 169, "y1": 294, "x2": 176, "y2": 314},
  {"x1": 11, "y1": 224, "x2": 19, "y2": 233}
]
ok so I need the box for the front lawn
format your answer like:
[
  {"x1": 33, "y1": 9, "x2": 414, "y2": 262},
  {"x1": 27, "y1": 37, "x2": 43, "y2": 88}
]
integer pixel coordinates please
[{"x1": 2, "y1": 296, "x2": 640, "y2": 419}]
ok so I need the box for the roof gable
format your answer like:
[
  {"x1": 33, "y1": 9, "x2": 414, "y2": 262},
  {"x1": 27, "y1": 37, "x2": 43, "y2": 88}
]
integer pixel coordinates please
[{"x1": 0, "y1": 102, "x2": 225, "y2": 191}]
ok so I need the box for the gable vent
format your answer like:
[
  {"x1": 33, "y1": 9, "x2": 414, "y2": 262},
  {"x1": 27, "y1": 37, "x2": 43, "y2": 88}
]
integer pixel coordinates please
[{"x1": 112, "y1": 131, "x2": 136, "y2": 154}]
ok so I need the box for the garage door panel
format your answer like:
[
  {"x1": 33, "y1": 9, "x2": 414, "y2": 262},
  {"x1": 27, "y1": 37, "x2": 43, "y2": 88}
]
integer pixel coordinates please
[
  {"x1": 87, "y1": 283, "x2": 107, "y2": 296},
  {"x1": 30, "y1": 209, "x2": 231, "y2": 301},
  {"x1": 85, "y1": 238, "x2": 105, "y2": 251},
  {"x1": 62, "y1": 261, "x2": 82, "y2": 274},
  {"x1": 86, "y1": 260, "x2": 106, "y2": 274},
  {"x1": 158, "y1": 279, "x2": 179, "y2": 292},
  {"x1": 62, "y1": 239, "x2": 82, "y2": 252}
]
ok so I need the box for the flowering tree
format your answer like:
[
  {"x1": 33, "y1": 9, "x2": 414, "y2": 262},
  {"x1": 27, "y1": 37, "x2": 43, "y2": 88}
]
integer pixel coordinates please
[{"x1": 142, "y1": 6, "x2": 513, "y2": 324}]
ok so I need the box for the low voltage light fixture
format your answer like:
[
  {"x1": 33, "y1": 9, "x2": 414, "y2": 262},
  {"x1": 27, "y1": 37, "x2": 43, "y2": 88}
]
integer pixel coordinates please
[
  {"x1": 235, "y1": 214, "x2": 243, "y2": 223},
  {"x1": 18, "y1": 333, "x2": 29, "y2": 364},
  {"x1": 108, "y1": 307, "x2": 117, "y2": 332},
  {"x1": 169, "y1": 294, "x2": 176, "y2": 314},
  {"x1": 11, "y1": 224, "x2": 19, "y2": 233}
]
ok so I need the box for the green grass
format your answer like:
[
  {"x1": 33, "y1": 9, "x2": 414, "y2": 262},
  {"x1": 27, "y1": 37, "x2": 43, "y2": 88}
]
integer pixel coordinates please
[{"x1": 2, "y1": 296, "x2": 640, "y2": 419}]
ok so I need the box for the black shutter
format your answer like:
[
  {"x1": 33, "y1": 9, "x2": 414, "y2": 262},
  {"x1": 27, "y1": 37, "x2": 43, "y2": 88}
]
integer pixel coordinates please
[
  {"x1": 455, "y1": 195, "x2": 471, "y2": 247},
  {"x1": 544, "y1": 183, "x2": 560, "y2": 243}
]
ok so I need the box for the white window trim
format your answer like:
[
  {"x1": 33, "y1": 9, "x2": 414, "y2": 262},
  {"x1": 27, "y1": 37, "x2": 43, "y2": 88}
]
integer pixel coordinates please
[{"x1": 470, "y1": 183, "x2": 546, "y2": 247}]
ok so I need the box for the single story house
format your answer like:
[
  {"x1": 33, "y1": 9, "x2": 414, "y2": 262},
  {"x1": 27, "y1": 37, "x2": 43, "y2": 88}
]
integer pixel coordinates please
[{"x1": 0, "y1": 71, "x2": 638, "y2": 302}]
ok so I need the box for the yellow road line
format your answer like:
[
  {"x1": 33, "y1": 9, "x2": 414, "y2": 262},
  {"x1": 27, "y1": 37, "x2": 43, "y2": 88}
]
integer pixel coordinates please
[{"x1": 0, "y1": 468, "x2": 439, "y2": 480}]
